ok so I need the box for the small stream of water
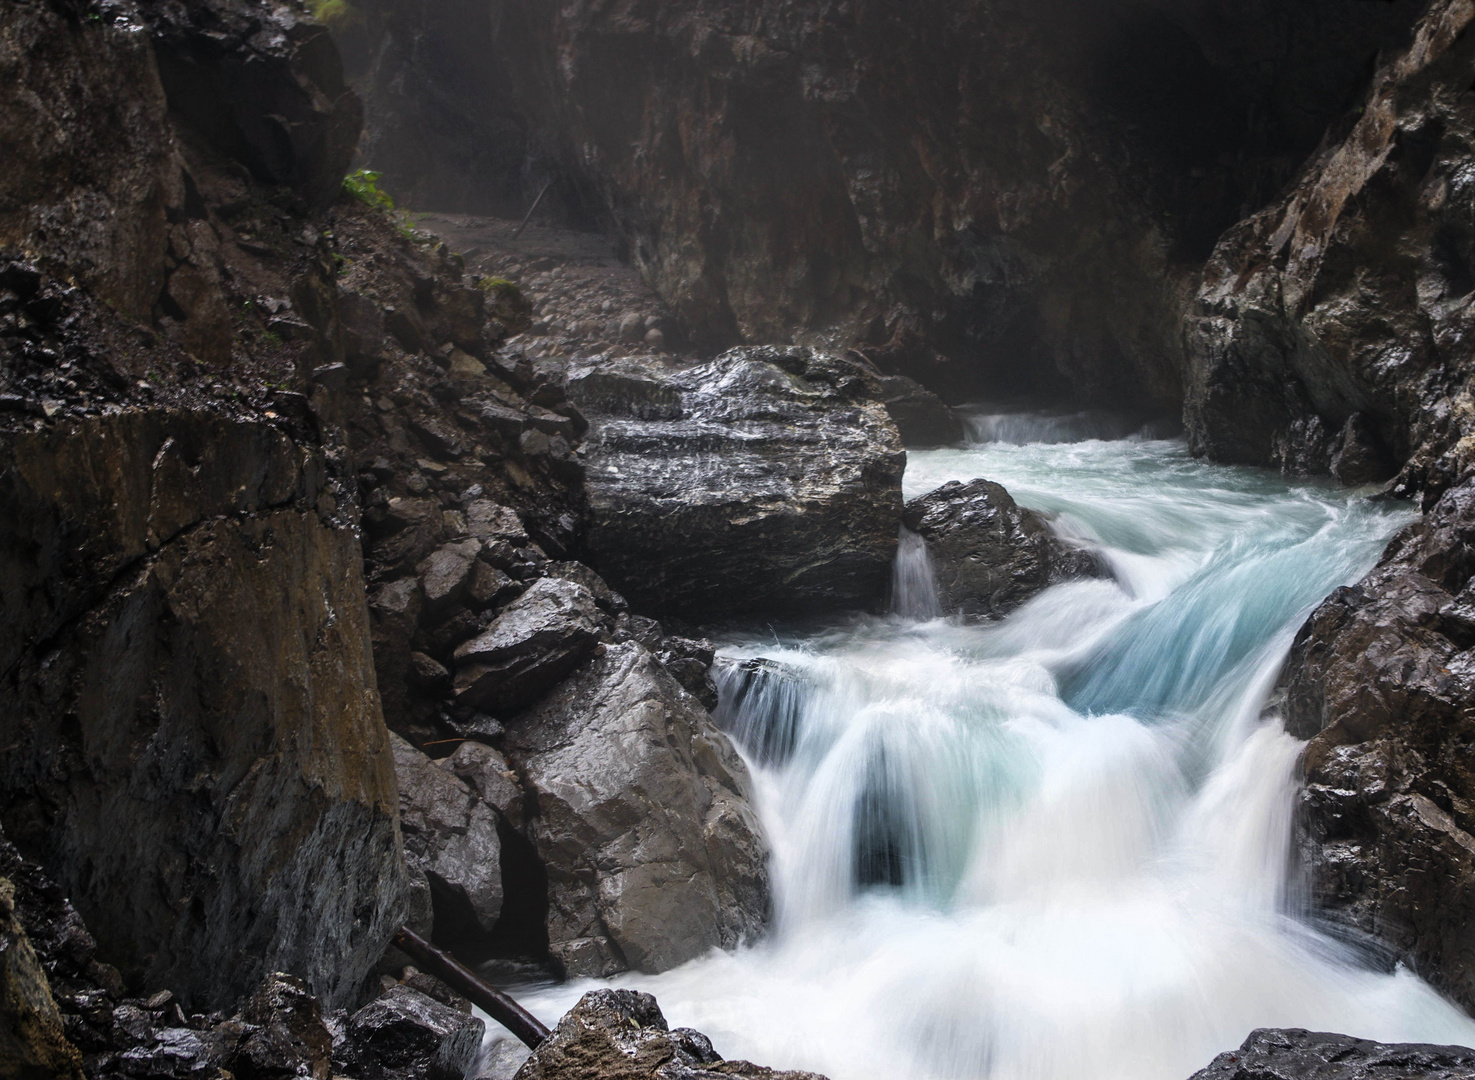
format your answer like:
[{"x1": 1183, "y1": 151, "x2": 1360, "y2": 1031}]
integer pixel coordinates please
[{"x1": 518, "y1": 411, "x2": 1475, "y2": 1080}]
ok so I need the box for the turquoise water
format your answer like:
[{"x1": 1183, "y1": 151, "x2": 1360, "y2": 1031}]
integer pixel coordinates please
[{"x1": 515, "y1": 421, "x2": 1475, "y2": 1080}]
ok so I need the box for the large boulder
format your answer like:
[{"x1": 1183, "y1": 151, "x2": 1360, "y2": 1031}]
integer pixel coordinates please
[
  {"x1": 504, "y1": 642, "x2": 770, "y2": 978},
  {"x1": 0, "y1": 411, "x2": 408, "y2": 1011},
  {"x1": 902, "y1": 479, "x2": 1102, "y2": 620},
  {"x1": 514, "y1": 990, "x2": 826, "y2": 1080},
  {"x1": 569, "y1": 346, "x2": 906, "y2": 619},
  {"x1": 1187, "y1": 1029, "x2": 1475, "y2": 1079},
  {"x1": 1283, "y1": 477, "x2": 1475, "y2": 1012}
]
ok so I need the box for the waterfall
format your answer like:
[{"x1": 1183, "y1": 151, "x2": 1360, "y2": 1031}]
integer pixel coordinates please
[
  {"x1": 520, "y1": 421, "x2": 1475, "y2": 1080},
  {"x1": 890, "y1": 527, "x2": 940, "y2": 619}
]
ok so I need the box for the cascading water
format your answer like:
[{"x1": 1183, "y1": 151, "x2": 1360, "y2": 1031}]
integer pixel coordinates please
[{"x1": 517, "y1": 416, "x2": 1475, "y2": 1080}]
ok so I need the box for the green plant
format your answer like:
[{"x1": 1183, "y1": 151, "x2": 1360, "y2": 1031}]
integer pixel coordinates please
[
  {"x1": 307, "y1": 0, "x2": 357, "y2": 29},
  {"x1": 477, "y1": 276, "x2": 521, "y2": 298},
  {"x1": 343, "y1": 169, "x2": 395, "y2": 212}
]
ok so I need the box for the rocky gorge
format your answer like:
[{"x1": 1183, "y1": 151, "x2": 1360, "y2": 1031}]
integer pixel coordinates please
[{"x1": 4, "y1": 0, "x2": 1475, "y2": 1079}]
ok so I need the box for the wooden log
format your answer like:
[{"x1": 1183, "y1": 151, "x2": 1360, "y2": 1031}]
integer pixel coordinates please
[{"x1": 392, "y1": 927, "x2": 551, "y2": 1049}]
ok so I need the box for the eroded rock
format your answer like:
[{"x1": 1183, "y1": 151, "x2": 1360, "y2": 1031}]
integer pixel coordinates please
[
  {"x1": 1283, "y1": 476, "x2": 1475, "y2": 1011},
  {"x1": 452, "y1": 577, "x2": 604, "y2": 713},
  {"x1": 505, "y1": 642, "x2": 769, "y2": 977},
  {"x1": 1188, "y1": 1028, "x2": 1475, "y2": 1080},
  {"x1": 347, "y1": 984, "x2": 484, "y2": 1080},
  {"x1": 391, "y1": 734, "x2": 504, "y2": 946},
  {"x1": 903, "y1": 479, "x2": 1102, "y2": 620},
  {"x1": 514, "y1": 990, "x2": 826, "y2": 1080},
  {"x1": 570, "y1": 346, "x2": 905, "y2": 619}
]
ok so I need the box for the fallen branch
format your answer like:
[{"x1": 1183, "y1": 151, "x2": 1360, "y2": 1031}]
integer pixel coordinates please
[
  {"x1": 392, "y1": 926, "x2": 551, "y2": 1049},
  {"x1": 512, "y1": 179, "x2": 554, "y2": 240}
]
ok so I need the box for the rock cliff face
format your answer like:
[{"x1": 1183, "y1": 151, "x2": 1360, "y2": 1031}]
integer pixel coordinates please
[
  {"x1": 1283, "y1": 476, "x2": 1475, "y2": 1013},
  {"x1": 0, "y1": 0, "x2": 408, "y2": 1011},
  {"x1": 1184, "y1": 0, "x2": 1475, "y2": 484},
  {"x1": 343, "y1": 0, "x2": 1424, "y2": 411}
]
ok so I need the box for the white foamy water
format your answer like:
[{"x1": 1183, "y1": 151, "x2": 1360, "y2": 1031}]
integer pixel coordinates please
[{"x1": 510, "y1": 420, "x2": 1475, "y2": 1080}]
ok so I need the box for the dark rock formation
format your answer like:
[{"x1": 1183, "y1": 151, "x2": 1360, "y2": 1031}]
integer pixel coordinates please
[
  {"x1": 1188, "y1": 1028, "x2": 1475, "y2": 1080},
  {"x1": 0, "y1": 279, "x2": 407, "y2": 1011},
  {"x1": 1184, "y1": 0, "x2": 1475, "y2": 484},
  {"x1": 1284, "y1": 476, "x2": 1475, "y2": 1013},
  {"x1": 391, "y1": 734, "x2": 504, "y2": 948},
  {"x1": 452, "y1": 577, "x2": 605, "y2": 713},
  {"x1": 876, "y1": 374, "x2": 964, "y2": 448},
  {"x1": 0, "y1": 874, "x2": 83, "y2": 1080},
  {"x1": 903, "y1": 479, "x2": 1102, "y2": 620},
  {"x1": 345, "y1": 984, "x2": 484, "y2": 1080},
  {"x1": 569, "y1": 346, "x2": 905, "y2": 619},
  {"x1": 514, "y1": 989, "x2": 826, "y2": 1080},
  {"x1": 505, "y1": 642, "x2": 770, "y2": 978},
  {"x1": 344, "y1": 0, "x2": 1424, "y2": 411}
]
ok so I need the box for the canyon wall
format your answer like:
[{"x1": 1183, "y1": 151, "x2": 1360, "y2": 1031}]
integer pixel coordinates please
[{"x1": 343, "y1": 0, "x2": 1424, "y2": 411}]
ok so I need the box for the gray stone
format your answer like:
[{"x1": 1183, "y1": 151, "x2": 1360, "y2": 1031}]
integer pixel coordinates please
[
  {"x1": 348, "y1": 985, "x2": 485, "y2": 1079},
  {"x1": 1188, "y1": 1029, "x2": 1475, "y2": 1079},
  {"x1": 418, "y1": 540, "x2": 483, "y2": 620},
  {"x1": 505, "y1": 642, "x2": 769, "y2": 977},
  {"x1": 439, "y1": 741, "x2": 526, "y2": 829},
  {"x1": 569, "y1": 347, "x2": 905, "y2": 619},
  {"x1": 452, "y1": 578, "x2": 603, "y2": 712},
  {"x1": 903, "y1": 479, "x2": 1103, "y2": 621},
  {"x1": 391, "y1": 734, "x2": 504, "y2": 942},
  {"x1": 513, "y1": 990, "x2": 826, "y2": 1080}
]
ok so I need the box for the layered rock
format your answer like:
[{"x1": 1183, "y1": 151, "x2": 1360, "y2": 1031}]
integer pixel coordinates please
[
  {"x1": 505, "y1": 642, "x2": 770, "y2": 977},
  {"x1": 1188, "y1": 1028, "x2": 1475, "y2": 1080},
  {"x1": 0, "y1": 282, "x2": 407, "y2": 1010},
  {"x1": 1283, "y1": 476, "x2": 1475, "y2": 1012},
  {"x1": 1184, "y1": 0, "x2": 1475, "y2": 484},
  {"x1": 903, "y1": 479, "x2": 1102, "y2": 620},
  {"x1": 569, "y1": 346, "x2": 906, "y2": 619},
  {"x1": 514, "y1": 990, "x2": 826, "y2": 1080}
]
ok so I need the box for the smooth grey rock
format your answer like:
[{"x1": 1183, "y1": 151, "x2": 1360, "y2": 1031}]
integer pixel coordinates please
[
  {"x1": 1188, "y1": 1028, "x2": 1475, "y2": 1079},
  {"x1": 391, "y1": 734, "x2": 503, "y2": 942},
  {"x1": 569, "y1": 346, "x2": 905, "y2": 619},
  {"x1": 903, "y1": 479, "x2": 1102, "y2": 620},
  {"x1": 505, "y1": 642, "x2": 769, "y2": 977},
  {"x1": 452, "y1": 578, "x2": 603, "y2": 712},
  {"x1": 514, "y1": 989, "x2": 827, "y2": 1080}
]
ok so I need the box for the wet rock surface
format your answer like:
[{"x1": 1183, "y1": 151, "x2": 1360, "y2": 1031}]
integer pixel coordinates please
[
  {"x1": 514, "y1": 990, "x2": 826, "y2": 1080},
  {"x1": 1284, "y1": 476, "x2": 1475, "y2": 1013},
  {"x1": 904, "y1": 479, "x2": 1103, "y2": 620},
  {"x1": 1188, "y1": 1028, "x2": 1475, "y2": 1079},
  {"x1": 1184, "y1": 0, "x2": 1475, "y2": 486},
  {"x1": 505, "y1": 642, "x2": 770, "y2": 978},
  {"x1": 570, "y1": 346, "x2": 906, "y2": 619}
]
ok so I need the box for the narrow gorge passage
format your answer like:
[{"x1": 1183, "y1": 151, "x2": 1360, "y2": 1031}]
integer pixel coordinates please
[{"x1": 519, "y1": 413, "x2": 1475, "y2": 1080}]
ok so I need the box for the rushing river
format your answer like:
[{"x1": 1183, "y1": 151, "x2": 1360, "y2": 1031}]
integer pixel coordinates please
[{"x1": 515, "y1": 410, "x2": 1475, "y2": 1080}]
